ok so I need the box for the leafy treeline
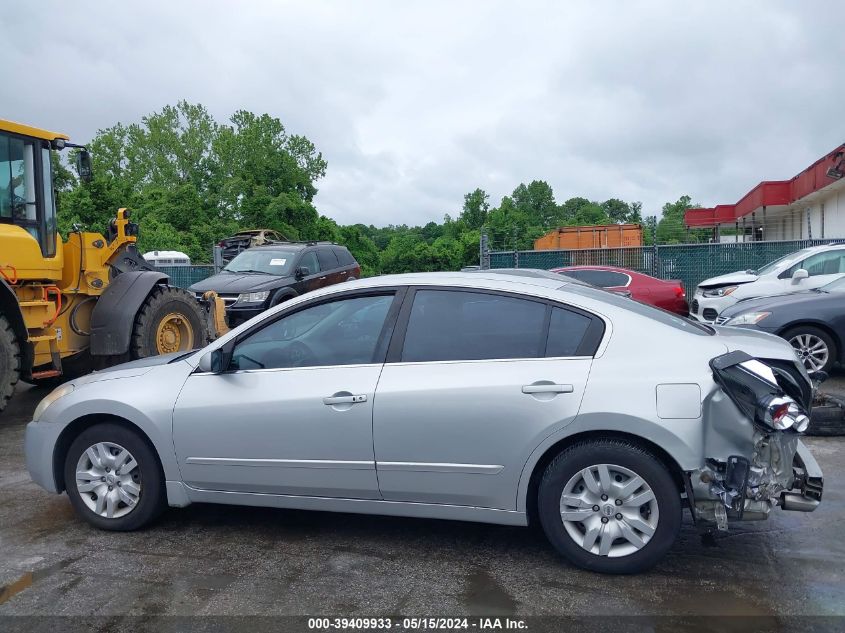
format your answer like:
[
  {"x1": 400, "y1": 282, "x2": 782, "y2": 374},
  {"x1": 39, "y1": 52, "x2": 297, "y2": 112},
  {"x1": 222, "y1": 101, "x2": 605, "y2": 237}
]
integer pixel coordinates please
[{"x1": 56, "y1": 102, "x2": 706, "y2": 277}]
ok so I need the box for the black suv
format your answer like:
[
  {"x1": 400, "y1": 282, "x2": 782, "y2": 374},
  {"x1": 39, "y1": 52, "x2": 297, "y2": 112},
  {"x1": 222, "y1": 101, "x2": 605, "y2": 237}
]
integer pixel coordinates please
[{"x1": 190, "y1": 242, "x2": 361, "y2": 327}]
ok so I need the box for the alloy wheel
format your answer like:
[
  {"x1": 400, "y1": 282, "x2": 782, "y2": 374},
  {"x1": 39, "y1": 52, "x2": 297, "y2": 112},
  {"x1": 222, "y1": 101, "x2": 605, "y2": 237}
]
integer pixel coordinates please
[
  {"x1": 789, "y1": 333, "x2": 829, "y2": 372},
  {"x1": 559, "y1": 463, "x2": 659, "y2": 558}
]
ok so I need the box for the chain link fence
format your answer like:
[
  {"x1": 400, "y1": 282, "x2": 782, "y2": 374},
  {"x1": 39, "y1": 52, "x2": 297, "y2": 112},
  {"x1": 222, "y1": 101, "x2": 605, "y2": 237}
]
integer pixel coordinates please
[
  {"x1": 489, "y1": 239, "x2": 844, "y2": 294},
  {"x1": 156, "y1": 265, "x2": 216, "y2": 289}
]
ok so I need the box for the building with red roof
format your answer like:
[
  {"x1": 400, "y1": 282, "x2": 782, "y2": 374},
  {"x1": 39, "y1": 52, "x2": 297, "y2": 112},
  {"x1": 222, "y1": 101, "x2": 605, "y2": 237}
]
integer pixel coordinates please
[{"x1": 684, "y1": 144, "x2": 845, "y2": 241}]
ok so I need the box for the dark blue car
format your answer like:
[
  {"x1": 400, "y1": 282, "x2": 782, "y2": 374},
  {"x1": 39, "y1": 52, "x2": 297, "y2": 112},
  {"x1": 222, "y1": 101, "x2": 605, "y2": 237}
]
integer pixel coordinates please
[{"x1": 717, "y1": 277, "x2": 845, "y2": 373}]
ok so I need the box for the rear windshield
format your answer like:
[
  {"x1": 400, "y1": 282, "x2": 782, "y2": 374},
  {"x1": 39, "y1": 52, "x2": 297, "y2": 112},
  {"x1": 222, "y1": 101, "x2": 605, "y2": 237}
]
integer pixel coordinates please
[{"x1": 563, "y1": 283, "x2": 713, "y2": 335}]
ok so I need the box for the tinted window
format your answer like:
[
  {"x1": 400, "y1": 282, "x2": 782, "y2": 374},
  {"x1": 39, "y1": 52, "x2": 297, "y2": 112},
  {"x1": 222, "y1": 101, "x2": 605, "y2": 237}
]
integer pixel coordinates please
[
  {"x1": 564, "y1": 269, "x2": 629, "y2": 288},
  {"x1": 334, "y1": 246, "x2": 356, "y2": 266},
  {"x1": 401, "y1": 290, "x2": 546, "y2": 362},
  {"x1": 231, "y1": 294, "x2": 394, "y2": 370},
  {"x1": 317, "y1": 247, "x2": 339, "y2": 271},
  {"x1": 546, "y1": 307, "x2": 593, "y2": 356},
  {"x1": 299, "y1": 251, "x2": 320, "y2": 274}
]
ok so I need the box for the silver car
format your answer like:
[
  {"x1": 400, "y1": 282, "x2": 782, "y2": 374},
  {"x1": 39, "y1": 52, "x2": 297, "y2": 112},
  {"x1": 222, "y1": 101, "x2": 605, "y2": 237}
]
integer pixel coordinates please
[{"x1": 25, "y1": 272, "x2": 823, "y2": 574}]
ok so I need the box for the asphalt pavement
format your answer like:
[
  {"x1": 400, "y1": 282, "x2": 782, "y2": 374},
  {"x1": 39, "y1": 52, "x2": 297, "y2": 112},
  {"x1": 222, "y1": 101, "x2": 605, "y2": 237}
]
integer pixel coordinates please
[{"x1": 1, "y1": 382, "x2": 843, "y2": 623}]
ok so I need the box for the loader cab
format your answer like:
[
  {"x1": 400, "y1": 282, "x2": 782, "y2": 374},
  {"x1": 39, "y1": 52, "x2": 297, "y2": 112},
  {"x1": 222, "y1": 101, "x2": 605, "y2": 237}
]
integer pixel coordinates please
[{"x1": 0, "y1": 121, "x2": 65, "y2": 259}]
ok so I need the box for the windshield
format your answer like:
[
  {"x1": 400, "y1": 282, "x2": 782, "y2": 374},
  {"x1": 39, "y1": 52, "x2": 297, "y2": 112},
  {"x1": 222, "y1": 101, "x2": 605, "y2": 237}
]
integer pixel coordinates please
[
  {"x1": 755, "y1": 248, "x2": 815, "y2": 276},
  {"x1": 820, "y1": 276, "x2": 845, "y2": 293},
  {"x1": 224, "y1": 249, "x2": 297, "y2": 275}
]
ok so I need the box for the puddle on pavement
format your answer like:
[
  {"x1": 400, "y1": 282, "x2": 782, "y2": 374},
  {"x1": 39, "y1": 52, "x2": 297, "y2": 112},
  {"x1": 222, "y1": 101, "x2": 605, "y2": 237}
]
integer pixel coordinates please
[
  {"x1": 462, "y1": 568, "x2": 518, "y2": 615},
  {"x1": 0, "y1": 556, "x2": 82, "y2": 606}
]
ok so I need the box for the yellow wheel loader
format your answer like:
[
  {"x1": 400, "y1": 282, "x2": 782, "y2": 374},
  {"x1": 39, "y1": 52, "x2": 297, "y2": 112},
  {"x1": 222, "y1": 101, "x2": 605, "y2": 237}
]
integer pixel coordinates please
[{"x1": 0, "y1": 119, "x2": 207, "y2": 413}]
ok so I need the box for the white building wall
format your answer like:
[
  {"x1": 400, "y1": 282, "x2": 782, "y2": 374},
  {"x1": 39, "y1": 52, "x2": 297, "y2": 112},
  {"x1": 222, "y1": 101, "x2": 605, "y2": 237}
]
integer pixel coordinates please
[{"x1": 763, "y1": 188, "x2": 845, "y2": 240}]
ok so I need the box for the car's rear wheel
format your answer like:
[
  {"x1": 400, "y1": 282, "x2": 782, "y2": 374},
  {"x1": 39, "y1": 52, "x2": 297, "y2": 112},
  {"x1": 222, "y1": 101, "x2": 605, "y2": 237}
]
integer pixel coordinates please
[
  {"x1": 63, "y1": 422, "x2": 165, "y2": 530},
  {"x1": 538, "y1": 439, "x2": 681, "y2": 574},
  {"x1": 783, "y1": 325, "x2": 837, "y2": 373}
]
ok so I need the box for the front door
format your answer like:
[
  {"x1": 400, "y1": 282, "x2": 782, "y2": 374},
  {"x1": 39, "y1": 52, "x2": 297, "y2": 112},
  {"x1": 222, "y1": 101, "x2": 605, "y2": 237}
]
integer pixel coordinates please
[
  {"x1": 778, "y1": 249, "x2": 845, "y2": 292},
  {"x1": 173, "y1": 291, "x2": 399, "y2": 499},
  {"x1": 373, "y1": 289, "x2": 599, "y2": 510}
]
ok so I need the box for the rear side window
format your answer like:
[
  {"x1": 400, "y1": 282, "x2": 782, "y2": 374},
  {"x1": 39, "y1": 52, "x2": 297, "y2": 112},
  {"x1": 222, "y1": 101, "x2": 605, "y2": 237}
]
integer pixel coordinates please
[
  {"x1": 334, "y1": 246, "x2": 356, "y2": 266},
  {"x1": 546, "y1": 307, "x2": 593, "y2": 356},
  {"x1": 401, "y1": 290, "x2": 546, "y2": 362},
  {"x1": 317, "y1": 247, "x2": 339, "y2": 271},
  {"x1": 565, "y1": 269, "x2": 629, "y2": 288}
]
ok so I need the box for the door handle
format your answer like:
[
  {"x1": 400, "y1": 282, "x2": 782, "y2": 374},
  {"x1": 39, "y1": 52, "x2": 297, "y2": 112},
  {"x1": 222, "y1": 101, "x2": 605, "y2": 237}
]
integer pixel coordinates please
[
  {"x1": 522, "y1": 384, "x2": 574, "y2": 394},
  {"x1": 323, "y1": 394, "x2": 367, "y2": 405},
  {"x1": 319, "y1": 276, "x2": 327, "y2": 280}
]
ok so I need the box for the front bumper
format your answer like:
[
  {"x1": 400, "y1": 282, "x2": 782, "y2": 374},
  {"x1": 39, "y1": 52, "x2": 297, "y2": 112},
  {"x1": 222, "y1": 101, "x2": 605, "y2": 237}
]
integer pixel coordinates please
[
  {"x1": 225, "y1": 303, "x2": 268, "y2": 327},
  {"x1": 689, "y1": 292, "x2": 737, "y2": 322},
  {"x1": 25, "y1": 421, "x2": 63, "y2": 494}
]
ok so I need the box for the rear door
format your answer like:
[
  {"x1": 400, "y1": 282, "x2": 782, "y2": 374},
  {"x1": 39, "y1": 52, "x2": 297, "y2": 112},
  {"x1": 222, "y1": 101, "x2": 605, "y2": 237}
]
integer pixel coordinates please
[
  {"x1": 372, "y1": 288, "x2": 602, "y2": 510},
  {"x1": 316, "y1": 247, "x2": 343, "y2": 286}
]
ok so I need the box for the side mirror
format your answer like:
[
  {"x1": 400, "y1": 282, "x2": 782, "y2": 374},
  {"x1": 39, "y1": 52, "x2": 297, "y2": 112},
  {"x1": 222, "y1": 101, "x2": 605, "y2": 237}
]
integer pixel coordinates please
[
  {"x1": 76, "y1": 149, "x2": 93, "y2": 183},
  {"x1": 791, "y1": 269, "x2": 809, "y2": 283},
  {"x1": 198, "y1": 341, "x2": 234, "y2": 374},
  {"x1": 296, "y1": 266, "x2": 310, "y2": 279}
]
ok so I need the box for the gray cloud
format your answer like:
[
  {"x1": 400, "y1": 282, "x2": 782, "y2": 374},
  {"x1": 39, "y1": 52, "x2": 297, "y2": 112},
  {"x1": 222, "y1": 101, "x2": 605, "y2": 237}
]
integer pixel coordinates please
[{"x1": 3, "y1": 1, "x2": 844, "y2": 225}]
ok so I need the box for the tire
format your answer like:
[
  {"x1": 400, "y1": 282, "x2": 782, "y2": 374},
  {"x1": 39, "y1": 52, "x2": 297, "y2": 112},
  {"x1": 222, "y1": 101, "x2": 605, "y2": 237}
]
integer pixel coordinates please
[
  {"x1": 63, "y1": 422, "x2": 165, "y2": 530},
  {"x1": 537, "y1": 438, "x2": 682, "y2": 574},
  {"x1": 0, "y1": 314, "x2": 21, "y2": 414},
  {"x1": 130, "y1": 285, "x2": 207, "y2": 359},
  {"x1": 807, "y1": 405, "x2": 845, "y2": 436},
  {"x1": 783, "y1": 325, "x2": 837, "y2": 374}
]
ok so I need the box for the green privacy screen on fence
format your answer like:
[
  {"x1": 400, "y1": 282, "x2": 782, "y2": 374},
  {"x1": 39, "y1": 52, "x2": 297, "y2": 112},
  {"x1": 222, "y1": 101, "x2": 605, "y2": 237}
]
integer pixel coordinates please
[
  {"x1": 489, "y1": 239, "x2": 845, "y2": 294},
  {"x1": 156, "y1": 265, "x2": 216, "y2": 289}
]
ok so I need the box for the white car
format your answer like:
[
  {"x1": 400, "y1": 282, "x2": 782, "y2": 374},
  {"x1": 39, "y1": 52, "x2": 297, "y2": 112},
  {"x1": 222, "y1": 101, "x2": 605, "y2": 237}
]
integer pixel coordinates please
[{"x1": 690, "y1": 244, "x2": 845, "y2": 323}]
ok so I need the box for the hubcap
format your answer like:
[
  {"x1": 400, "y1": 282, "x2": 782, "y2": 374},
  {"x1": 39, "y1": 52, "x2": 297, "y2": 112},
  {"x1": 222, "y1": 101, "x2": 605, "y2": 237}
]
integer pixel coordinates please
[
  {"x1": 789, "y1": 334, "x2": 829, "y2": 372},
  {"x1": 155, "y1": 312, "x2": 193, "y2": 355},
  {"x1": 75, "y1": 442, "x2": 141, "y2": 519},
  {"x1": 559, "y1": 463, "x2": 659, "y2": 558}
]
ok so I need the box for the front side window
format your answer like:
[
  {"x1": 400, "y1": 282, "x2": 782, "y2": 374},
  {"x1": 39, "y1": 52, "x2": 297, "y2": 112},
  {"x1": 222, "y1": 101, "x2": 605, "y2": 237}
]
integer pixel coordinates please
[
  {"x1": 0, "y1": 133, "x2": 37, "y2": 231},
  {"x1": 230, "y1": 294, "x2": 394, "y2": 370},
  {"x1": 401, "y1": 290, "x2": 546, "y2": 362},
  {"x1": 796, "y1": 251, "x2": 845, "y2": 277},
  {"x1": 299, "y1": 251, "x2": 320, "y2": 275}
]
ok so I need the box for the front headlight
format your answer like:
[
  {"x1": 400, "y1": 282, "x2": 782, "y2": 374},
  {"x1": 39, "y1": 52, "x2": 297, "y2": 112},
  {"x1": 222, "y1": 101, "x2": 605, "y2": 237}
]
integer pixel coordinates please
[
  {"x1": 32, "y1": 383, "x2": 74, "y2": 421},
  {"x1": 760, "y1": 395, "x2": 810, "y2": 432},
  {"x1": 702, "y1": 285, "x2": 738, "y2": 298},
  {"x1": 724, "y1": 311, "x2": 771, "y2": 326},
  {"x1": 236, "y1": 291, "x2": 270, "y2": 304}
]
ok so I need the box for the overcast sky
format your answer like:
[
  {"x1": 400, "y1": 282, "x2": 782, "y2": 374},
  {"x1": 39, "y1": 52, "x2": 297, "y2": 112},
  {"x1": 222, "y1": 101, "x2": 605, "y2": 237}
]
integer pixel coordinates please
[{"x1": 4, "y1": 1, "x2": 844, "y2": 226}]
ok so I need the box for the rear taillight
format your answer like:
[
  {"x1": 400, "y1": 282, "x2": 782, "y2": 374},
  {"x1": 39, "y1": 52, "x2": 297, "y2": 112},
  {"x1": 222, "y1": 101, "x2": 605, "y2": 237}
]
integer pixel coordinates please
[{"x1": 675, "y1": 286, "x2": 685, "y2": 298}]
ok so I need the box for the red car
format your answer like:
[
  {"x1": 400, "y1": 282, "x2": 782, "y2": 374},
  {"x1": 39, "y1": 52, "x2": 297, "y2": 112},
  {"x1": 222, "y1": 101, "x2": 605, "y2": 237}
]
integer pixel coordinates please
[{"x1": 551, "y1": 265, "x2": 689, "y2": 316}]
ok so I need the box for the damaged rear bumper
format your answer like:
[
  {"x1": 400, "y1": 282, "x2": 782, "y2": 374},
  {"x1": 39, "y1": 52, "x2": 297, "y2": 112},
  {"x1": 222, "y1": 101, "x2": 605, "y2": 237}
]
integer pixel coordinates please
[{"x1": 689, "y1": 351, "x2": 824, "y2": 529}]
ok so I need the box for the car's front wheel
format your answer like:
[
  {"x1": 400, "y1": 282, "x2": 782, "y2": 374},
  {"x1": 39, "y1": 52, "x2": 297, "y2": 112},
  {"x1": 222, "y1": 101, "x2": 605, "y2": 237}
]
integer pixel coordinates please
[
  {"x1": 63, "y1": 422, "x2": 166, "y2": 530},
  {"x1": 538, "y1": 438, "x2": 682, "y2": 574}
]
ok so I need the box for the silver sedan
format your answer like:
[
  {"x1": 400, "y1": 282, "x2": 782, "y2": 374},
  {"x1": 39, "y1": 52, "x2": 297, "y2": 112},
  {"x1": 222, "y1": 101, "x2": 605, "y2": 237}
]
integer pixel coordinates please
[{"x1": 25, "y1": 272, "x2": 823, "y2": 574}]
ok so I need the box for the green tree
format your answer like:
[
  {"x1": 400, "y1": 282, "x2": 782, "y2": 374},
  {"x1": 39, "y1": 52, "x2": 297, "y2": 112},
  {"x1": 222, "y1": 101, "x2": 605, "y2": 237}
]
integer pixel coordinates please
[{"x1": 459, "y1": 188, "x2": 490, "y2": 230}]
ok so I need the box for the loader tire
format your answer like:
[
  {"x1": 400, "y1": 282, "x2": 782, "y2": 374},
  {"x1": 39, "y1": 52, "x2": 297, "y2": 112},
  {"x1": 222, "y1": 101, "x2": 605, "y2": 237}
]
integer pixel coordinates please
[
  {"x1": 130, "y1": 285, "x2": 207, "y2": 359},
  {"x1": 0, "y1": 314, "x2": 21, "y2": 414}
]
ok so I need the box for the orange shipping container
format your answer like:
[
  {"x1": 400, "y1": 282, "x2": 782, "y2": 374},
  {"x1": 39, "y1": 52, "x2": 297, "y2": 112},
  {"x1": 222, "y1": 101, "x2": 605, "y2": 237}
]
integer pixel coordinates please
[{"x1": 534, "y1": 224, "x2": 643, "y2": 250}]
